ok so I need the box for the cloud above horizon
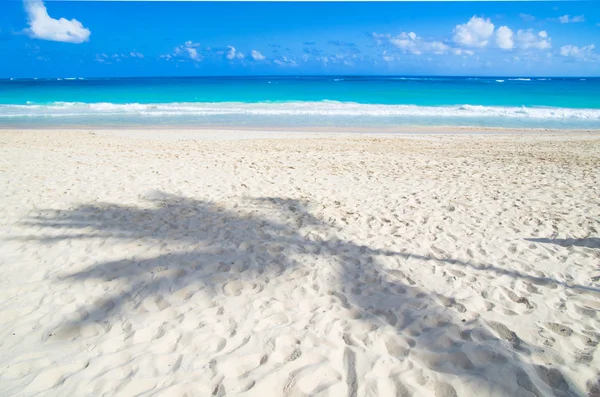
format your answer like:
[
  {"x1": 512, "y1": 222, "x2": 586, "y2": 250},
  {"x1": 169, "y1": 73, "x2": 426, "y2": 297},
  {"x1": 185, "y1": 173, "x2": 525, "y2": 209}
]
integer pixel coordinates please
[
  {"x1": 560, "y1": 44, "x2": 596, "y2": 60},
  {"x1": 160, "y1": 40, "x2": 202, "y2": 61},
  {"x1": 390, "y1": 32, "x2": 449, "y2": 55},
  {"x1": 453, "y1": 16, "x2": 494, "y2": 48},
  {"x1": 24, "y1": 0, "x2": 90, "y2": 44},
  {"x1": 372, "y1": 32, "x2": 450, "y2": 56},
  {"x1": 558, "y1": 15, "x2": 585, "y2": 24},
  {"x1": 95, "y1": 51, "x2": 144, "y2": 64},
  {"x1": 274, "y1": 56, "x2": 298, "y2": 67},
  {"x1": 372, "y1": 15, "x2": 554, "y2": 61},
  {"x1": 516, "y1": 29, "x2": 551, "y2": 50},
  {"x1": 495, "y1": 27, "x2": 551, "y2": 51},
  {"x1": 496, "y1": 26, "x2": 514, "y2": 50},
  {"x1": 226, "y1": 46, "x2": 244, "y2": 60},
  {"x1": 251, "y1": 50, "x2": 265, "y2": 61}
]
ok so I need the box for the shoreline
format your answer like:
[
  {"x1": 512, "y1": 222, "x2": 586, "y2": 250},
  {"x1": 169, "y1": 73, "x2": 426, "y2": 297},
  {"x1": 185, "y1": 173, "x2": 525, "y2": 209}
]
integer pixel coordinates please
[{"x1": 2, "y1": 125, "x2": 600, "y2": 138}]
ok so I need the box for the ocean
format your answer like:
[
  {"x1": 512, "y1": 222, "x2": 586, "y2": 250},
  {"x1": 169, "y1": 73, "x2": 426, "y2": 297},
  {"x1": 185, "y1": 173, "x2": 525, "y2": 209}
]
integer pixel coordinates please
[{"x1": 1, "y1": 76, "x2": 599, "y2": 129}]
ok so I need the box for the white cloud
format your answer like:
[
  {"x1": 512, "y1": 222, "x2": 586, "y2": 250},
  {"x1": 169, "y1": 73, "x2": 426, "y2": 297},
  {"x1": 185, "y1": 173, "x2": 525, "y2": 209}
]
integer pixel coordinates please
[
  {"x1": 95, "y1": 53, "x2": 109, "y2": 63},
  {"x1": 453, "y1": 49, "x2": 474, "y2": 56},
  {"x1": 316, "y1": 56, "x2": 329, "y2": 65},
  {"x1": 187, "y1": 48, "x2": 198, "y2": 59},
  {"x1": 515, "y1": 29, "x2": 551, "y2": 50},
  {"x1": 375, "y1": 31, "x2": 448, "y2": 55},
  {"x1": 390, "y1": 32, "x2": 419, "y2": 53},
  {"x1": 24, "y1": 0, "x2": 90, "y2": 44},
  {"x1": 250, "y1": 50, "x2": 265, "y2": 61},
  {"x1": 166, "y1": 41, "x2": 202, "y2": 61},
  {"x1": 560, "y1": 44, "x2": 596, "y2": 59},
  {"x1": 389, "y1": 31, "x2": 417, "y2": 49},
  {"x1": 376, "y1": 24, "x2": 513, "y2": 58},
  {"x1": 558, "y1": 15, "x2": 585, "y2": 24},
  {"x1": 305, "y1": 51, "x2": 360, "y2": 66},
  {"x1": 496, "y1": 26, "x2": 514, "y2": 50},
  {"x1": 95, "y1": 51, "x2": 143, "y2": 63},
  {"x1": 427, "y1": 41, "x2": 450, "y2": 54},
  {"x1": 453, "y1": 16, "x2": 494, "y2": 47},
  {"x1": 371, "y1": 32, "x2": 391, "y2": 45},
  {"x1": 274, "y1": 56, "x2": 298, "y2": 67},
  {"x1": 226, "y1": 46, "x2": 244, "y2": 60}
]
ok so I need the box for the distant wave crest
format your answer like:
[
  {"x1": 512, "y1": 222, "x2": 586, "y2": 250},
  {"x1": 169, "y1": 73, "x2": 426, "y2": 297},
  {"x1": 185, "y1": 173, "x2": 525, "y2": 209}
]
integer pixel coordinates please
[{"x1": 1, "y1": 101, "x2": 599, "y2": 120}]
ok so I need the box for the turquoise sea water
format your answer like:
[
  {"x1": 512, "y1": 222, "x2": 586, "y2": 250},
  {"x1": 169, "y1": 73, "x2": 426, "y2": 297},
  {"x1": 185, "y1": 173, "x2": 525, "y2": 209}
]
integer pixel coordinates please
[{"x1": 1, "y1": 76, "x2": 599, "y2": 129}]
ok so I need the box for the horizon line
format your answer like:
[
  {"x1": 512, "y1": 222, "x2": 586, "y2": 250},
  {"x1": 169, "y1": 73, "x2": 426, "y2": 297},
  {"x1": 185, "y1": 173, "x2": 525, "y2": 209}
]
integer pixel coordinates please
[
  {"x1": 2, "y1": 74, "x2": 599, "y2": 79},
  {"x1": 37, "y1": 0, "x2": 584, "y2": 2}
]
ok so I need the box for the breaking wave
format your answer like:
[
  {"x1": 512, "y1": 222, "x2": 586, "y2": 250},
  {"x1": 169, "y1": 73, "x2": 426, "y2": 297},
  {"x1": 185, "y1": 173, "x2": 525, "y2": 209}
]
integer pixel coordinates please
[{"x1": 1, "y1": 101, "x2": 599, "y2": 120}]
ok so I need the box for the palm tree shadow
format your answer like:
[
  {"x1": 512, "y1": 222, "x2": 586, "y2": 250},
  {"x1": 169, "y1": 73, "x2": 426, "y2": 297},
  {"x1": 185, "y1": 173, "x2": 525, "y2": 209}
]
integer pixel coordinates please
[
  {"x1": 525, "y1": 237, "x2": 600, "y2": 250},
  {"x1": 23, "y1": 191, "x2": 585, "y2": 396}
]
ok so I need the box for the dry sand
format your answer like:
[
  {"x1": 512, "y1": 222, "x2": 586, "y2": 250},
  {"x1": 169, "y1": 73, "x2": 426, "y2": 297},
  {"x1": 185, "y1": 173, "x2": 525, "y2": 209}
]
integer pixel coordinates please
[{"x1": 0, "y1": 129, "x2": 599, "y2": 397}]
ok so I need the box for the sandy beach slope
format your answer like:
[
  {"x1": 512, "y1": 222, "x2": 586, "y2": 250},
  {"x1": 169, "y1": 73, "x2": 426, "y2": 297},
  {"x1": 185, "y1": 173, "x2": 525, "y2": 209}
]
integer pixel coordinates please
[{"x1": 0, "y1": 129, "x2": 599, "y2": 397}]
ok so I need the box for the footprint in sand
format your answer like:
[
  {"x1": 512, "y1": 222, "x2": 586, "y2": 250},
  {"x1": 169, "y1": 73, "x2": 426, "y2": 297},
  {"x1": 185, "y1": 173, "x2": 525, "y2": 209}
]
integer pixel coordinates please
[
  {"x1": 222, "y1": 280, "x2": 245, "y2": 296},
  {"x1": 216, "y1": 353, "x2": 267, "y2": 379},
  {"x1": 547, "y1": 322, "x2": 573, "y2": 337},
  {"x1": 254, "y1": 312, "x2": 290, "y2": 331},
  {"x1": 383, "y1": 335, "x2": 410, "y2": 358},
  {"x1": 437, "y1": 295, "x2": 467, "y2": 313},
  {"x1": 270, "y1": 336, "x2": 302, "y2": 365},
  {"x1": 534, "y1": 365, "x2": 570, "y2": 394},
  {"x1": 470, "y1": 345, "x2": 509, "y2": 365},
  {"x1": 434, "y1": 382, "x2": 457, "y2": 397},
  {"x1": 283, "y1": 364, "x2": 343, "y2": 396},
  {"x1": 516, "y1": 368, "x2": 544, "y2": 397},
  {"x1": 191, "y1": 334, "x2": 227, "y2": 354},
  {"x1": 488, "y1": 321, "x2": 521, "y2": 349}
]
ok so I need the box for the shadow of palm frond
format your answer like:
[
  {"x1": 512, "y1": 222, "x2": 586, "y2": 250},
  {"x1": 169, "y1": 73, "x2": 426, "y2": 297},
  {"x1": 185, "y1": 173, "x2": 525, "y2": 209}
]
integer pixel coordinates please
[
  {"x1": 23, "y1": 191, "x2": 585, "y2": 396},
  {"x1": 526, "y1": 237, "x2": 600, "y2": 250}
]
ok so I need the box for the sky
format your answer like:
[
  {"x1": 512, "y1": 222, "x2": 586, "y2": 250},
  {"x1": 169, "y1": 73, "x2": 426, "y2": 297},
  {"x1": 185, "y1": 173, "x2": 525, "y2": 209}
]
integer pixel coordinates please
[{"x1": 0, "y1": 0, "x2": 599, "y2": 77}]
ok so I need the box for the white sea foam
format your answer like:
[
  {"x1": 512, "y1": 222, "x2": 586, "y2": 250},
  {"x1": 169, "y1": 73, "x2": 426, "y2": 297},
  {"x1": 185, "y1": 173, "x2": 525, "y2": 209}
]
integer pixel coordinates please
[
  {"x1": 496, "y1": 80, "x2": 505, "y2": 83},
  {"x1": 390, "y1": 77, "x2": 441, "y2": 81},
  {"x1": 508, "y1": 78, "x2": 531, "y2": 81},
  {"x1": 1, "y1": 101, "x2": 599, "y2": 120}
]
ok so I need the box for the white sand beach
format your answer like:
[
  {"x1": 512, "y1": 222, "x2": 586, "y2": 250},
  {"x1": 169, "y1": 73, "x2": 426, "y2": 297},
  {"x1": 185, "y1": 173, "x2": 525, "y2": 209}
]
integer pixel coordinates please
[{"x1": 0, "y1": 129, "x2": 599, "y2": 397}]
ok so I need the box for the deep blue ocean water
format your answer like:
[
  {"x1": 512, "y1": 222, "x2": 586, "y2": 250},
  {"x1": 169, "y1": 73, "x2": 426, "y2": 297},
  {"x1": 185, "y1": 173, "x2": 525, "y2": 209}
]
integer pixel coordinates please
[{"x1": 1, "y1": 76, "x2": 599, "y2": 129}]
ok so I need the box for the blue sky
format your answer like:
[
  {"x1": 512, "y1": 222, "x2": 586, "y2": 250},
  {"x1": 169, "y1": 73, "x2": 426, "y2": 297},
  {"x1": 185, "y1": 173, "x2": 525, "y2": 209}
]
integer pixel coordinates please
[{"x1": 1, "y1": 1, "x2": 599, "y2": 77}]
